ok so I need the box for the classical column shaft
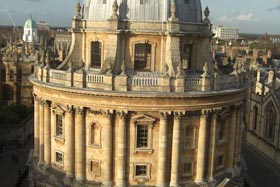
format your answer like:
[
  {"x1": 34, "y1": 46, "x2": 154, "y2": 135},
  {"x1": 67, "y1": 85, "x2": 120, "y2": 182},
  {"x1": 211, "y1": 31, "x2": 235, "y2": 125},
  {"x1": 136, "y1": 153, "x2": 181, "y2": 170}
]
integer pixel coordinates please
[
  {"x1": 207, "y1": 111, "x2": 219, "y2": 180},
  {"x1": 75, "y1": 108, "x2": 86, "y2": 181},
  {"x1": 65, "y1": 109, "x2": 75, "y2": 178},
  {"x1": 195, "y1": 110, "x2": 209, "y2": 183},
  {"x1": 103, "y1": 112, "x2": 113, "y2": 187},
  {"x1": 116, "y1": 112, "x2": 127, "y2": 187},
  {"x1": 170, "y1": 113, "x2": 182, "y2": 187},
  {"x1": 156, "y1": 113, "x2": 168, "y2": 187},
  {"x1": 227, "y1": 108, "x2": 237, "y2": 169},
  {"x1": 234, "y1": 108, "x2": 241, "y2": 164},
  {"x1": 34, "y1": 98, "x2": 40, "y2": 158},
  {"x1": 43, "y1": 103, "x2": 51, "y2": 166},
  {"x1": 38, "y1": 101, "x2": 44, "y2": 165}
]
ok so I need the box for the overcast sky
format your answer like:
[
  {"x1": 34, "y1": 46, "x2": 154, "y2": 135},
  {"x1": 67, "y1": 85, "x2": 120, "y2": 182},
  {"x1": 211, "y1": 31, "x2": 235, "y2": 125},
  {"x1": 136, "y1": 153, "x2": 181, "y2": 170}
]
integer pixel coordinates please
[{"x1": 1, "y1": 0, "x2": 280, "y2": 34}]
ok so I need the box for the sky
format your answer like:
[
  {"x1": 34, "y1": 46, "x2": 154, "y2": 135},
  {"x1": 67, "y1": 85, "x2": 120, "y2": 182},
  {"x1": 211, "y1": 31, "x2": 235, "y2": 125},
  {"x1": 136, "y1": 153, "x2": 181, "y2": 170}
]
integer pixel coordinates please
[{"x1": 1, "y1": 0, "x2": 280, "y2": 34}]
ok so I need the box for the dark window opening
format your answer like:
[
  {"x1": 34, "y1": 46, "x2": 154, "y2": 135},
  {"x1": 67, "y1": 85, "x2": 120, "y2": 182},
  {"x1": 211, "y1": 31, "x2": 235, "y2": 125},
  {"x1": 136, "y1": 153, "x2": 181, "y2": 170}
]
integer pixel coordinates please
[
  {"x1": 134, "y1": 43, "x2": 152, "y2": 71},
  {"x1": 182, "y1": 44, "x2": 192, "y2": 70},
  {"x1": 91, "y1": 41, "x2": 101, "y2": 68}
]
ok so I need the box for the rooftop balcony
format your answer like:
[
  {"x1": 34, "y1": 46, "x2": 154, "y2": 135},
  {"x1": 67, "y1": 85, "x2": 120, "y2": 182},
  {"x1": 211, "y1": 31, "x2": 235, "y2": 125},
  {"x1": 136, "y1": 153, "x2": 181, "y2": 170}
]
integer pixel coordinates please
[{"x1": 34, "y1": 64, "x2": 248, "y2": 94}]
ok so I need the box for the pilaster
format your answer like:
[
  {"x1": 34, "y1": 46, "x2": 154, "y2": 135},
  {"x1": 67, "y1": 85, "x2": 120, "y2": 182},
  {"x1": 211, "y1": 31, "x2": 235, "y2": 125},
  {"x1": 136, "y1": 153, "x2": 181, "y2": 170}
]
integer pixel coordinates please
[
  {"x1": 170, "y1": 111, "x2": 185, "y2": 187},
  {"x1": 75, "y1": 107, "x2": 86, "y2": 182},
  {"x1": 156, "y1": 112, "x2": 170, "y2": 187},
  {"x1": 38, "y1": 99, "x2": 45, "y2": 166},
  {"x1": 116, "y1": 111, "x2": 128, "y2": 187},
  {"x1": 43, "y1": 101, "x2": 51, "y2": 167},
  {"x1": 34, "y1": 95, "x2": 40, "y2": 158},
  {"x1": 195, "y1": 109, "x2": 211, "y2": 184},
  {"x1": 102, "y1": 110, "x2": 114, "y2": 187}
]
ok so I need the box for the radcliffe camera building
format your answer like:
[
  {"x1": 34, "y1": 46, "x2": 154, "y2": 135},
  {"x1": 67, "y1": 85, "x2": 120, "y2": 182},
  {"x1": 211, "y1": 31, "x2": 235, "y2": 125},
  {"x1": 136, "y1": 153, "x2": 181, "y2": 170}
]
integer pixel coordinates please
[{"x1": 29, "y1": 0, "x2": 248, "y2": 187}]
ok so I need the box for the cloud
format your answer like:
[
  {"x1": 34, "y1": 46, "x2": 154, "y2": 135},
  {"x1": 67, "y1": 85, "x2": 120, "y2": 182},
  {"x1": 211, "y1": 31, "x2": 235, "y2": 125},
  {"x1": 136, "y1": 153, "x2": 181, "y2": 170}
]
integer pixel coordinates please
[
  {"x1": 236, "y1": 13, "x2": 257, "y2": 22},
  {"x1": 218, "y1": 15, "x2": 233, "y2": 22},
  {"x1": 268, "y1": 0, "x2": 280, "y2": 11}
]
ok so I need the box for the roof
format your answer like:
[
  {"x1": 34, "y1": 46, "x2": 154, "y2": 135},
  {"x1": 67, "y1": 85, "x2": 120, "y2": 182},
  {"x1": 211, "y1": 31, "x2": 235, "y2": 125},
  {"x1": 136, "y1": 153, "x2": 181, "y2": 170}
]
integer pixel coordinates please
[
  {"x1": 83, "y1": 0, "x2": 202, "y2": 23},
  {"x1": 24, "y1": 16, "x2": 37, "y2": 29}
]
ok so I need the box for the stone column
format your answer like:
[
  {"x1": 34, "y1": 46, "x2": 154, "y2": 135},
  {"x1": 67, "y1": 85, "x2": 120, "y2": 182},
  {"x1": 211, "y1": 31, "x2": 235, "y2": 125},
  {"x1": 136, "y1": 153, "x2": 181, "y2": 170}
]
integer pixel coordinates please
[
  {"x1": 236, "y1": 104, "x2": 244, "y2": 163},
  {"x1": 43, "y1": 101, "x2": 51, "y2": 167},
  {"x1": 170, "y1": 111, "x2": 184, "y2": 187},
  {"x1": 102, "y1": 110, "x2": 113, "y2": 187},
  {"x1": 156, "y1": 112, "x2": 169, "y2": 187},
  {"x1": 38, "y1": 99, "x2": 45, "y2": 166},
  {"x1": 65, "y1": 106, "x2": 75, "y2": 181},
  {"x1": 227, "y1": 106, "x2": 237, "y2": 169},
  {"x1": 195, "y1": 109, "x2": 211, "y2": 184},
  {"x1": 34, "y1": 96, "x2": 40, "y2": 158},
  {"x1": 75, "y1": 107, "x2": 86, "y2": 182},
  {"x1": 234, "y1": 104, "x2": 241, "y2": 164},
  {"x1": 207, "y1": 108, "x2": 220, "y2": 181},
  {"x1": 116, "y1": 111, "x2": 127, "y2": 187}
]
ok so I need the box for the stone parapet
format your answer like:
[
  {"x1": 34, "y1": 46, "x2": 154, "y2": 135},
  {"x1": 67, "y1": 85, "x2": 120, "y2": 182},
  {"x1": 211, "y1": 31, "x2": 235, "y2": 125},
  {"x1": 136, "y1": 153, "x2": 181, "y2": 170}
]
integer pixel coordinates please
[{"x1": 34, "y1": 67, "x2": 248, "y2": 93}]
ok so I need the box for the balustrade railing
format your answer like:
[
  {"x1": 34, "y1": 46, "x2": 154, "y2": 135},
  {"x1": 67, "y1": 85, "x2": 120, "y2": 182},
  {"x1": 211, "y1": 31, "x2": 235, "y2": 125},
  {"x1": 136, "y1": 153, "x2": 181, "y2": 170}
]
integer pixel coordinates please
[{"x1": 87, "y1": 74, "x2": 104, "y2": 83}]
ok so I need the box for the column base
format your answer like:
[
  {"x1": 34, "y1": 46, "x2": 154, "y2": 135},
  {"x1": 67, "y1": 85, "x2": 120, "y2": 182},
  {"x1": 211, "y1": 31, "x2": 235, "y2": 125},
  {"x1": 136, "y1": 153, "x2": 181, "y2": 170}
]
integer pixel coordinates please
[
  {"x1": 74, "y1": 179, "x2": 86, "y2": 187},
  {"x1": 169, "y1": 183, "x2": 180, "y2": 187},
  {"x1": 64, "y1": 175, "x2": 75, "y2": 186},
  {"x1": 194, "y1": 179, "x2": 207, "y2": 185},
  {"x1": 156, "y1": 183, "x2": 167, "y2": 187},
  {"x1": 101, "y1": 181, "x2": 113, "y2": 187}
]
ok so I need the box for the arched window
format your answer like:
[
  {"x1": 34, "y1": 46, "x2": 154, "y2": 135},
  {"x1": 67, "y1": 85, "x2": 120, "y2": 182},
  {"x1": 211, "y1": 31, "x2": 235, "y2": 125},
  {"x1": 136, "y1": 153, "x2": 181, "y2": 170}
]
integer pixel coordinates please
[
  {"x1": 265, "y1": 104, "x2": 276, "y2": 141},
  {"x1": 182, "y1": 44, "x2": 193, "y2": 70},
  {"x1": 252, "y1": 106, "x2": 258, "y2": 131},
  {"x1": 217, "y1": 117, "x2": 226, "y2": 141},
  {"x1": 134, "y1": 43, "x2": 152, "y2": 71},
  {"x1": 90, "y1": 122, "x2": 101, "y2": 146},
  {"x1": 91, "y1": 41, "x2": 101, "y2": 68},
  {"x1": 185, "y1": 125, "x2": 196, "y2": 149}
]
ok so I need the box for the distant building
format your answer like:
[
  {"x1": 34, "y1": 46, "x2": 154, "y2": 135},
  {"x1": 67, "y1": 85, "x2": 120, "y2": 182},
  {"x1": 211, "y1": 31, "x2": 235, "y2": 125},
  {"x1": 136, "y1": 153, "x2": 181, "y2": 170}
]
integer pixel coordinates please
[
  {"x1": 213, "y1": 25, "x2": 239, "y2": 40},
  {"x1": 22, "y1": 15, "x2": 38, "y2": 43},
  {"x1": 37, "y1": 21, "x2": 50, "y2": 31},
  {"x1": 247, "y1": 69, "x2": 280, "y2": 168}
]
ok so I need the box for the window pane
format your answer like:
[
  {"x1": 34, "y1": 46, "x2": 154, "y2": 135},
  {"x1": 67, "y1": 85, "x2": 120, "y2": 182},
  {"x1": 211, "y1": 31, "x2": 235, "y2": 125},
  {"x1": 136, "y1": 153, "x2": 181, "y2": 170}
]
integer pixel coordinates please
[
  {"x1": 134, "y1": 43, "x2": 151, "y2": 71},
  {"x1": 91, "y1": 41, "x2": 101, "y2": 68},
  {"x1": 137, "y1": 125, "x2": 148, "y2": 148},
  {"x1": 56, "y1": 115, "x2": 63, "y2": 136},
  {"x1": 136, "y1": 165, "x2": 147, "y2": 176}
]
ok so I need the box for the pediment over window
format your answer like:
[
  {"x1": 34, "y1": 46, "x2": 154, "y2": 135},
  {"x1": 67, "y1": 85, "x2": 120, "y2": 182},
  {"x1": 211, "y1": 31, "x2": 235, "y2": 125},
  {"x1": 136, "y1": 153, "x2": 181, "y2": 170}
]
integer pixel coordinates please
[
  {"x1": 52, "y1": 105, "x2": 66, "y2": 114},
  {"x1": 131, "y1": 114, "x2": 156, "y2": 123}
]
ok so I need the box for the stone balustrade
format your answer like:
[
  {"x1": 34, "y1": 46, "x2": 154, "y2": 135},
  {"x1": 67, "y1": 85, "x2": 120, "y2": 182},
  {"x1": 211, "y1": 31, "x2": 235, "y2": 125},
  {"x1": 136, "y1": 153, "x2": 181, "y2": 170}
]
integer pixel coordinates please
[{"x1": 35, "y1": 66, "x2": 247, "y2": 93}]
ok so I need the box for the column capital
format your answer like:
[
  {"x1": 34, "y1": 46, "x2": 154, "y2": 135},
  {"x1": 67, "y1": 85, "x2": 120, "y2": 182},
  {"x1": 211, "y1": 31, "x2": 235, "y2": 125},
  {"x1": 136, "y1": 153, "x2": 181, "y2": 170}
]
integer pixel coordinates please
[
  {"x1": 66, "y1": 105, "x2": 74, "y2": 113},
  {"x1": 101, "y1": 109, "x2": 114, "y2": 118},
  {"x1": 159, "y1": 111, "x2": 171, "y2": 120},
  {"x1": 43, "y1": 100, "x2": 51, "y2": 108},
  {"x1": 201, "y1": 109, "x2": 212, "y2": 118},
  {"x1": 212, "y1": 107, "x2": 222, "y2": 115},
  {"x1": 117, "y1": 111, "x2": 128, "y2": 119},
  {"x1": 75, "y1": 106, "x2": 84, "y2": 115},
  {"x1": 174, "y1": 111, "x2": 185, "y2": 120}
]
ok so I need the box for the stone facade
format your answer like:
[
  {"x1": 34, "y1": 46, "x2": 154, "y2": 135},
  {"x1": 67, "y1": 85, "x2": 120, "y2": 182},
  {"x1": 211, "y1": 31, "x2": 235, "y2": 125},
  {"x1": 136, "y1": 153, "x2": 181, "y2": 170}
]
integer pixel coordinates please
[
  {"x1": 246, "y1": 69, "x2": 280, "y2": 167},
  {"x1": 29, "y1": 1, "x2": 248, "y2": 187}
]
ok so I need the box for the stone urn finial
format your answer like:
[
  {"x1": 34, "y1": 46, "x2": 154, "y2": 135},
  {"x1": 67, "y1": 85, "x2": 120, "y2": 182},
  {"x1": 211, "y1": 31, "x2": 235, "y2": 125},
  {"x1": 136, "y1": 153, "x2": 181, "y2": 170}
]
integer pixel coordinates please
[
  {"x1": 111, "y1": 0, "x2": 119, "y2": 20},
  {"x1": 169, "y1": 0, "x2": 178, "y2": 21},
  {"x1": 201, "y1": 62, "x2": 209, "y2": 78},
  {"x1": 176, "y1": 63, "x2": 185, "y2": 78},
  {"x1": 120, "y1": 60, "x2": 126, "y2": 76},
  {"x1": 75, "y1": 1, "x2": 82, "y2": 18},
  {"x1": 203, "y1": 6, "x2": 211, "y2": 24},
  {"x1": 162, "y1": 64, "x2": 169, "y2": 78}
]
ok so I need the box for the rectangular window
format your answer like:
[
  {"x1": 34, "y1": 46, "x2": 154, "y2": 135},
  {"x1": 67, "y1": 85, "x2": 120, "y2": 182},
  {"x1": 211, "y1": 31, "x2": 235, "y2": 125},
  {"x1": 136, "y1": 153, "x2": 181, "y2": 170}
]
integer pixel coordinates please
[
  {"x1": 136, "y1": 125, "x2": 148, "y2": 148},
  {"x1": 56, "y1": 114, "x2": 63, "y2": 137},
  {"x1": 91, "y1": 41, "x2": 101, "y2": 68},
  {"x1": 134, "y1": 43, "x2": 151, "y2": 71},
  {"x1": 1, "y1": 69, "x2": 5, "y2": 81},
  {"x1": 55, "y1": 151, "x2": 63, "y2": 164},
  {"x1": 89, "y1": 160, "x2": 101, "y2": 174},
  {"x1": 183, "y1": 162, "x2": 193, "y2": 176},
  {"x1": 216, "y1": 155, "x2": 224, "y2": 169},
  {"x1": 136, "y1": 165, "x2": 147, "y2": 176}
]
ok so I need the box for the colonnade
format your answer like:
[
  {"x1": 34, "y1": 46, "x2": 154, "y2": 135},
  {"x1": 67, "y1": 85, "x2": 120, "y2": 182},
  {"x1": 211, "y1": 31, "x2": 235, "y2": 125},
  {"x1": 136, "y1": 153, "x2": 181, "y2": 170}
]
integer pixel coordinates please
[{"x1": 33, "y1": 96, "x2": 243, "y2": 187}]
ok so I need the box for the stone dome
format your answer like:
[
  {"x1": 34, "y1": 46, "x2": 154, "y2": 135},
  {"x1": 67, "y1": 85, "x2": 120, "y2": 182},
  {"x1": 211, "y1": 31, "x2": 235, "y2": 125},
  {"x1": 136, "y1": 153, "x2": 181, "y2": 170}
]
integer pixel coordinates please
[
  {"x1": 83, "y1": 0, "x2": 202, "y2": 23},
  {"x1": 24, "y1": 17, "x2": 37, "y2": 29}
]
